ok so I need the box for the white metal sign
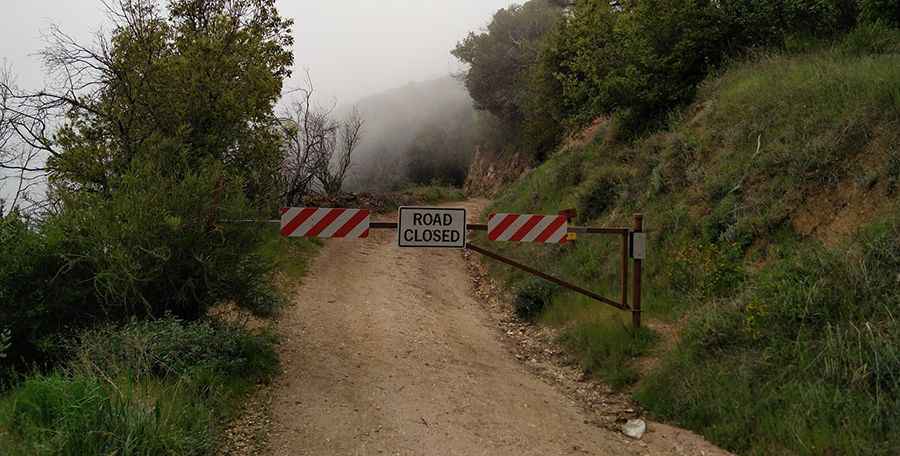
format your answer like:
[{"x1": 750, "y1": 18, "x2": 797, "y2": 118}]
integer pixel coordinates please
[
  {"x1": 631, "y1": 233, "x2": 647, "y2": 260},
  {"x1": 398, "y1": 207, "x2": 467, "y2": 249}
]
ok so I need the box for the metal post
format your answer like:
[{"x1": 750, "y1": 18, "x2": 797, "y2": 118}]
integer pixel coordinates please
[
  {"x1": 632, "y1": 214, "x2": 644, "y2": 330},
  {"x1": 621, "y1": 230, "x2": 629, "y2": 312}
]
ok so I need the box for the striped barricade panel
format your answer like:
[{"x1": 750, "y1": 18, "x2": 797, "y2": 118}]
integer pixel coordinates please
[
  {"x1": 280, "y1": 208, "x2": 370, "y2": 239},
  {"x1": 487, "y1": 213, "x2": 569, "y2": 244}
]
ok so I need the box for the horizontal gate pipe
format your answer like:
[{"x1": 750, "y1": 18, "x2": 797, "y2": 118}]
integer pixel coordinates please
[
  {"x1": 370, "y1": 222, "x2": 628, "y2": 234},
  {"x1": 370, "y1": 222, "x2": 491, "y2": 231},
  {"x1": 465, "y1": 242, "x2": 628, "y2": 312},
  {"x1": 222, "y1": 221, "x2": 633, "y2": 236}
]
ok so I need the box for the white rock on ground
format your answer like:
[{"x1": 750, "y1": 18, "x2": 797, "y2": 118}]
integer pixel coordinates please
[{"x1": 622, "y1": 419, "x2": 647, "y2": 440}]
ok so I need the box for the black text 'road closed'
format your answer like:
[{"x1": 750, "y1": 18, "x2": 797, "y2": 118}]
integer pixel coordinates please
[{"x1": 398, "y1": 207, "x2": 467, "y2": 249}]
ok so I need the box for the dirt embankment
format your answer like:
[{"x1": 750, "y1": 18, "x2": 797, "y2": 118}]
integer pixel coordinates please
[{"x1": 464, "y1": 148, "x2": 531, "y2": 198}]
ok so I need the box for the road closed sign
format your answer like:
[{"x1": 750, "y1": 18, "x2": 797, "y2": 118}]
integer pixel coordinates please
[{"x1": 398, "y1": 207, "x2": 467, "y2": 249}]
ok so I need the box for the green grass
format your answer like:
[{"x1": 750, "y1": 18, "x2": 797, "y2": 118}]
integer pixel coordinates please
[
  {"x1": 637, "y1": 221, "x2": 900, "y2": 454},
  {"x1": 561, "y1": 322, "x2": 656, "y2": 389},
  {"x1": 0, "y1": 317, "x2": 278, "y2": 455},
  {"x1": 403, "y1": 185, "x2": 466, "y2": 204},
  {"x1": 257, "y1": 229, "x2": 321, "y2": 281},
  {"x1": 0, "y1": 373, "x2": 215, "y2": 456},
  {"x1": 484, "y1": 32, "x2": 900, "y2": 454}
]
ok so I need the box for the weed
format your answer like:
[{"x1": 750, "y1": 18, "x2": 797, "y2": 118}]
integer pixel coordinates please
[
  {"x1": 555, "y1": 151, "x2": 585, "y2": 187},
  {"x1": 0, "y1": 317, "x2": 279, "y2": 455},
  {"x1": 0, "y1": 373, "x2": 214, "y2": 456},
  {"x1": 575, "y1": 174, "x2": 619, "y2": 222},
  {"x1": 514, "y1": 278, "x2": 560, "y2": 320},
  {"x1": 560, "y1": 320, "x2": 657, "y2": 389}
]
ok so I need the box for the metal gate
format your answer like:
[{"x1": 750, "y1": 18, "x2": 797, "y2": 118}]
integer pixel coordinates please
[{"x1": 276, "y1": 206, "x2": 646, "y2": 329}]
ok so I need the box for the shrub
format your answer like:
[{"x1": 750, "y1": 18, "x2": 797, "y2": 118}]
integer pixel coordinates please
[
  {"x1": 841, "y1": 21, "x2": 900, "y2": 54},
  {"x1": 667, "y1": 241, "x2": 745, "y2": 299},
  {"x1": 540, "y1": 0, "x2": 865, "y2": 140},
  {"x1": 555, "y1": 152, "x2": 585, "y2": 188},
  {"x1": 72, "y1": 317, "x2": 279, "y2": 382},
  {"x1": 575, "y1": 173, "x2": 620, "y2": 222},
  {"x1": 47, "y1": 161, "x2": 278, "y2": 322},
  {"x1": 861, "y1": 0, "x2": 900, "y2": 27},
  {"x1": 514, "y1": 278, "x2": 560, "y2": 319},
  {"x1": 0, "y1": 212, "x2": 70, "y2": 365},
  {"x1": 640, "y1": 217, "x2": 900, "y2": 454},
  {"x1": 0, "y1": 313, "x2": 279, "y2": 455}
]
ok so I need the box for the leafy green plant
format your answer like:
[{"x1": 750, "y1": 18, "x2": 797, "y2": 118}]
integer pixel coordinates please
[
  {"x1": 0, "y1": 317, "x2": 280, "y2": 455},
  {"x1": 861, "y1": 0, "x2": 900, "y2": 27},
  {"x1": 555, "y1": 152, "x2": 585, "y2": 188},
  {"x1": 514, "y1": 278, "x2": 560, "y2": 320}
]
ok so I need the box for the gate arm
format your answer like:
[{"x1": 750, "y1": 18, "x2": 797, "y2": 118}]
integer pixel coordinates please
[{"x1": 465, "y1": 242, "x2": 628, "y2": 311}]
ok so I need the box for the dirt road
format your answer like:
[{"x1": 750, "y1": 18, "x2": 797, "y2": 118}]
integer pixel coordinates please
[{"x1": 266, "y1": 200, "x2": 725, "y2": 456}]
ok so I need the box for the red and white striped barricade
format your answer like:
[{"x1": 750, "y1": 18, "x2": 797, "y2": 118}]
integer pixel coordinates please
[
  {"x1": 487, "y1": 213, "x2": 569, "y2": 244},
  {"x1": 280, "y1": 207, "x2": 370, "y2": 239}
]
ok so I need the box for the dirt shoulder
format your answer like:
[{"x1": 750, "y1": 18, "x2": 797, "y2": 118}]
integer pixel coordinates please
[{"x1": 464, "y1": 239, "x2": 731, "y2": 456}]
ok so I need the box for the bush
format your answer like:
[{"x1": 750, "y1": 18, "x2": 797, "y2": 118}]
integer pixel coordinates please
[
  {"x1": 0, "y1": 317, "x2": 279, "y2": 455},
  {"x1": 555, "y1": 152, "x2": 585, "y2": 188},
  {"x1": 47, "y1": 161, "x2": 278, "y2": 322},
  {"x1": 513, "y1": 278, "x2": 560, "y2": 319},
  {"x1": 861, "y1": 0, "x2": 900, "y2": 26},
  {"x1": 841, "y1": 20, "x2": 900, "y2": 54},
  {"x1": 72, "y1": 317, "x2": 279, "y2": 381},
  {"x1": 539, "y1": 0, "x2": 866, "y2": 140},
  {"x1": 0, "y1": 212, "x2": 70, "y2": 366},
  {"x1": 576, "y1": 173, "x2": 620, "y2": 221}
]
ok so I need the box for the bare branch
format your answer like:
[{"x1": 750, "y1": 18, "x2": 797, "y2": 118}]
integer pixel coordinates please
[{"x1": 277, "y1": 72, "x2": 365, "y2": 202}]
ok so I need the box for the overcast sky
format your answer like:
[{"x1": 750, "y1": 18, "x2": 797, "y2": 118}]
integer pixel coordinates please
[
  {"x1": 1, "y1": 0, "x2": 515, "y2": 104},
  {"x1": 1, "y1": 0, "x2": 516, "y2": 203}
]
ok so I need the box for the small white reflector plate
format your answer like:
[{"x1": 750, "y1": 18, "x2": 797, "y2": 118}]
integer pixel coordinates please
[{"x1": 632, "y1": 233, "x2": 647, "y2": 260}]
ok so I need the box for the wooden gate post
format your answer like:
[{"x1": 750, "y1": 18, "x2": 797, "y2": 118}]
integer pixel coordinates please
[
  {"x1": 632, "y1": 214, "x2": 644, "y2": 330},
  {"x1": 620, "y1": 228, "x2": 629, "y2": 313}
]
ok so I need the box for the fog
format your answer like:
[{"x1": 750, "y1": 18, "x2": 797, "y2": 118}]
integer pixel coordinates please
[
  {"x1": 337, "y1": 76, "x2": 478, "y2": 191},
  {"x1": 1, "y1": 0, "x2": 515, "y2": 203}
]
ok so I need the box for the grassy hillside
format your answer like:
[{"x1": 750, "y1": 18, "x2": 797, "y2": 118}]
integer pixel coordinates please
[{"x1": 480, "y1": 37, "x2": 900, "y2": 455}]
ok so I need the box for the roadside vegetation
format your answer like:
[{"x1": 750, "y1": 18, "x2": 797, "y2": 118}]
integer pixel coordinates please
[
  {"x1": 0, "y1": 1, "x2": 323, "y2": 454},
  {"x1": 461, "y1": 1, "x2": 900, "y2": 454}
]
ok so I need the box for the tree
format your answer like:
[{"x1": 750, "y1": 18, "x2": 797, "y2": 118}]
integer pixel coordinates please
[
  {"x1": 0, "y1": 0, "x2": 296, "y2": 323},
  {"x1": 1, "y1": 0, "x2": 293, "y2": 202},
  {"x1": 535, "y1": 0, "x2": 863, "y2": 139},
  {"x1": 316, "y1": 108, "x2": 362, "y2": 196},
  {"x1": 0, "y1": 66, "x2": 46, "y2": 217},
  {"x1": 278, "y1": 76, "x2": 364, "y2": 203},
  {"x1": 452, "y1": 0, "x2": 565, "y2": 158}
]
